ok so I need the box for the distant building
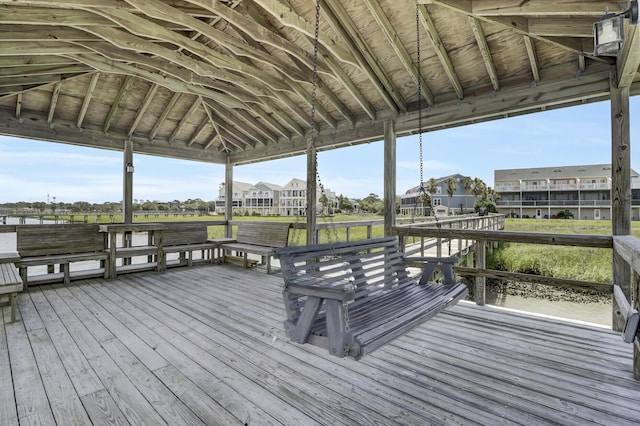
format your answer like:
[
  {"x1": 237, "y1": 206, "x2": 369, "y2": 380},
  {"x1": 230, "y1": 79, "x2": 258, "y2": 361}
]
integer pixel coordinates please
[
  {"x1": 214, "y1": 181, "x2": 252, "y2": 214},
  {"x1": 494, "y1": 164, "x2": 640, "y2": 220},
  {"x1": 215, "y1": 178, "x2": 337, "y2": 216},
  {"x1": 400, "y1": 174, "x2": 479, "y2": 216}
]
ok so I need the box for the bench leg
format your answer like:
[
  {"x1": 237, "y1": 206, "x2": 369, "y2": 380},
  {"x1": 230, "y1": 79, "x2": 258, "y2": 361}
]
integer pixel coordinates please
[
  {"x1": 325, "y1": 300, "x2": 350, "y2": 358},
  {"x1": 10, "y1": 292, "x2": 17, "y2": 323},
  {"x1": 19, "y1": 267, "x2": 28, "y2": 289},
  {"x1": 61, "y1": 263, "x2": 70, "y2": 285},
  {"x1": 267, "y1": 256, "x2": 271, "y2": 274}
]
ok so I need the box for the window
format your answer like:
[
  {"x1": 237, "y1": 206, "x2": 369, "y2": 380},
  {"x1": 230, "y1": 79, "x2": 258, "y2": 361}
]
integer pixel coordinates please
[{"x1": 433, "y1": 198, "x2": 442, "y2": 206}]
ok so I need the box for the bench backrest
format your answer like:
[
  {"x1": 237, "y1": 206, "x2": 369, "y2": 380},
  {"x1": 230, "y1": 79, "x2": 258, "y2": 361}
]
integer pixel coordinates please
[
  {"x1": 17, "y1": 224, "x2": 104, "y2": 256},
  {"x1": 275, "y1": 237, "x2": 409, "y2": 302},
  {"x1": 236, "y1": 222, "x2": 291, "y2": 247},
  {"x1": 162, "y1": 222, "x2": 209, "y2": 246}
]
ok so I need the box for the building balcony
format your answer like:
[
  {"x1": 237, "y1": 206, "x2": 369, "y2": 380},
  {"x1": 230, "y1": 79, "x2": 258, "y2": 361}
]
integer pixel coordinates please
[{"x1": 497, "y1": 200, "x2": 619, "y2": 207}]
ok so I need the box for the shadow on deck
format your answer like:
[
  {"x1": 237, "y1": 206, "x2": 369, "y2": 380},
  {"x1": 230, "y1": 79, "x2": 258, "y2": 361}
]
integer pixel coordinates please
[{"x1": 1, "y1": 264, "x2": 639, "y2": 425}]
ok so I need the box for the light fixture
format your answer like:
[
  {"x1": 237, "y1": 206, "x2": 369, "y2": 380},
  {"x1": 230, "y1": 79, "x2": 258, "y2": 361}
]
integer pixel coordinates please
[
  {"x1": 126, "y1": 162, "x2": 135, "y2": 173},
  {"x1": 594, "y1": 1, "x2": 639, "y2": 56}
]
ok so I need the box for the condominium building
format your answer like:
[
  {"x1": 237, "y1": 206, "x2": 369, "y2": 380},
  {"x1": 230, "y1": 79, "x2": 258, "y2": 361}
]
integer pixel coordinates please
[
  {"x1": 494, "y1": 164, "x2": 640, "y2": 220},
  {"x1": 399, "y1": 174, "x2": 480, "y2": 216},
  {"x1": 215, "y1": 178, "x2": 338, "y2": 216}
]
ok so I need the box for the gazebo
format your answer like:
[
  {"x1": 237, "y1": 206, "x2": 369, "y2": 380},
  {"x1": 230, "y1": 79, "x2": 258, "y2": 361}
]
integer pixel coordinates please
[{"x1": 1, "y1": 1, "x2": 640, "y2": 423}]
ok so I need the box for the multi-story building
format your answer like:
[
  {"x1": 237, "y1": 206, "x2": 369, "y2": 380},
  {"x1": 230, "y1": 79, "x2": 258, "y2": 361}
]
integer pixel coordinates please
[
  {"x1": 214, "y1": 181, "x2": 252, "y2": 214},
  {"x1": 215, "y1": 178, "x2": 337, "y2": 216},
  {"x1": 400, "y1": 174, "x2": 480, "y2": 216},
  {"x1": 494, "y1": 164, "x2": 640, "y2": 220},
  {"x1": 244, "y1": 181, "x2": 282, "y2": 216},
  {"x1": 279, "y1": 178, "x2": 307, "y2": 216}
]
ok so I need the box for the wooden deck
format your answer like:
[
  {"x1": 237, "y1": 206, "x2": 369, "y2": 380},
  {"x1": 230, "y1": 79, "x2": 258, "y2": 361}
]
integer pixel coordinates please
[{"x1": 1, "y1": 264, "x2": 639, "y2": 425}]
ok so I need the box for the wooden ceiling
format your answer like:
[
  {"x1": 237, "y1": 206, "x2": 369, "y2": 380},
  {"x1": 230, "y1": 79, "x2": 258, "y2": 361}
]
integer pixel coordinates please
[{"x1": 1, "y1": 1, "x2": 639, "y2": 166}]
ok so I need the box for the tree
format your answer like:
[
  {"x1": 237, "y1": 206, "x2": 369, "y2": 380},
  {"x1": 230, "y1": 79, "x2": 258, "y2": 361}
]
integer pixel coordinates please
[
  {"x1": 462, "y1": 176, "x2": 473, "y2": 210},
  {"x1": 338, "y1": 194, "x2": 354, "y2": 213},
  {"x1": 425, "y1": 178, "x2": 439, "y2": 215},
  {"x1": 445, "y1": 177, "x2": 458, "y2": 214}
]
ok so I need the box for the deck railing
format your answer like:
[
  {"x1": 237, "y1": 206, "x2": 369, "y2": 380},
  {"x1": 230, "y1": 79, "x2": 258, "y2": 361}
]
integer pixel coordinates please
[{"x1": 391, "y1": 221, "x2": 640, "y2": 380}]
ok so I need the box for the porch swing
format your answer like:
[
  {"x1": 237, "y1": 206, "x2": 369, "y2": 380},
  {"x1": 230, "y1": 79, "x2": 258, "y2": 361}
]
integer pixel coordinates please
[{"x1": 273, "y1": 1, "x2": 468, "y2": 359}]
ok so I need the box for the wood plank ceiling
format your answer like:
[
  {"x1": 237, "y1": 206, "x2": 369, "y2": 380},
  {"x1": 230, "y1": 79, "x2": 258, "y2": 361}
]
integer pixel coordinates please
[{"x1": 0, "y1": 1, "x2": 638, "y2": 166}]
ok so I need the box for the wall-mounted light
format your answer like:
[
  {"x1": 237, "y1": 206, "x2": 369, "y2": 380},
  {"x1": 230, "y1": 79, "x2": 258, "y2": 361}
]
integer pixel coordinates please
[
  {"x1": 594, "y1": 1, "x2": 639, "y2": 56},
  {"x1": 126, "y1": 162, "x2": 135, "y2": 173}
]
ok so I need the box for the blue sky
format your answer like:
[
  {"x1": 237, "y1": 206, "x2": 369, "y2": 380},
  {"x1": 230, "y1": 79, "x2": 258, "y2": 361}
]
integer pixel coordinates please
[{"x1": 0, "y1": 98, "x2": 638, "y2": 203}]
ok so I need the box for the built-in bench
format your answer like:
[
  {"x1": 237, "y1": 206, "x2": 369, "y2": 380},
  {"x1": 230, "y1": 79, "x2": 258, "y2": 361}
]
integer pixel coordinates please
[
  {"x1": 16, "y1": 224, "x2": 108, "y2": 285},
  {"x1": 0, "y1": 253, "x2": 22, "y2": 323},
  {"x1": 221, "y1": 222, "x2": 291, "y2": 273},
  {"x1": 100, "y1": 223, "x2": 167, "y2": 278},
  {"x1": 162, "y1": 222, "x2": 217, "y2": 267},
  {"x1": 275, "y1": 237, "x2": 468, "y2": 359}
]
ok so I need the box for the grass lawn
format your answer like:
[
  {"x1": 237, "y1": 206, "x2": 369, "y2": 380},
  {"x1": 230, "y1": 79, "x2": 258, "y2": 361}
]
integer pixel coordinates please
[{"x1": 493, "y1": 218, "x2": 631, "y2": 283}]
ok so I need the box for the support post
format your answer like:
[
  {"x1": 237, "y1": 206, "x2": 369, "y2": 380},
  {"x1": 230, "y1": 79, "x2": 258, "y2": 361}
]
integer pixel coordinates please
[
  {"x1": 610, "y1": 76, "x2": 632, "y2": 333},
  {"x1": 475, "y1": 240, "x2": 486, "y2": 306},
  {"x1": 306, "y1": 145, "x2": 317, "y2": 246},
  {"x1": 225, "y1": 156, "x2": 233, "y2": 239},
  {"x1": 384, "y1": 120, "x2": 396, "y2": 237},
  {"x1": 123, "y1": 139, "x2": 134, "y2": 224}
]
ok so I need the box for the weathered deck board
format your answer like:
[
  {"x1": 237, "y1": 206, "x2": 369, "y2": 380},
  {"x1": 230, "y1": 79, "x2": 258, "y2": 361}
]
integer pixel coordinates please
[{"x1": 2, "y1": 264, "x2": 640, "y2": 425}]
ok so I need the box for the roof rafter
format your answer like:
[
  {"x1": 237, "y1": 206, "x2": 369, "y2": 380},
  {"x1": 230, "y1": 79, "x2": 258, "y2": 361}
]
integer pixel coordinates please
[
  {"x1": 418, "y1": 4, "x2": 464, "y2": 99},
  {"x1": 103, "y1": 75, "x2": 133, "y2": 133},
  {"x1": 76, "y1": 72, "x2": 99, "y2": 128},
  {"x1": 362, "y1": 0, "x2": 435, "y2": 106},
  {"x1": 323, "y1": 0, "x2": 405, "y2": 112},
  {"x1": 468, "y1": 17, "x2": 499, "y2": 92}
]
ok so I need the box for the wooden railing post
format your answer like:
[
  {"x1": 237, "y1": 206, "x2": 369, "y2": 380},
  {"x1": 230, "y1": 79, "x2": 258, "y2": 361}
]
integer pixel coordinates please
[{"x1": 475, "y1": 240, "x2": 486, "y2": 305}]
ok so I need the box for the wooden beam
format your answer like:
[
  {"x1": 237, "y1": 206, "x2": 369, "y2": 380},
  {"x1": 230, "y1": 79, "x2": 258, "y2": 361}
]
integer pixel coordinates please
[
  {"x1": 0, "y1": 108, "x2": 228, "y2": 163},
  {"x1": 16, "y1": 93, "x2": 22, "y2": 118},
  {"x1": 471, "y1": 1, "x2": 623, "y2": 17},
  {"x1": 528, "y1": 18, "x2": 595, "y2": 37},
  {"x1": 47, "y1": 81, "x2": 62, "y2": 124},
  {"x1": 251, "y1": 0, "x2": 358, "y2": 68},
  {"x1": 76, "y1": 72, "x2": 99, "y2": 128},
  {"x1": 430, "y1": 0, "x2": 609, "y2": 63},
  {"x1": 168, "y1": 96, "x2": 201, "y2": 144},
  {"x1": 149, "y1": 92, "x2": 181, "y2": 142},
  {"x1": 187, "y1": 118, "x2": 209, "y2": 147},
  {"x1": 363, "y1": 0, "x2": 435, "y2": 106},
  {"x1": 323, "y1": 0, "x2": 404, "y2": 112},
  {"x1": 230, "y1": 64, "x2": 614, "y2": 164},
  {"x1": 418, "y1": 4, "x2": 464, "y2": 99},
  {"x1": 523, "y1": 36, "x2": 540, "y2": 83},
  {"x1": 610, "y1": 76, "x2": 632, "y2": 334},
  {"x1": 469, "y1": 17, "x2": 499, "y2": 92},
  {"x1": 383, "y1": 120, "x2": 396, "y2": 237},
  {"x1": 128, "y1": 83, "x2": 158, "y2": 136},
  {"x1": 123, "y1": 139, "x2": 133, "y2": 224},
  {"x1": 103, "y1": 75, "x2": 133, "y2": 134},
  {"x1": 617, "y1": 25, "x2": 640, "y2": 89}
]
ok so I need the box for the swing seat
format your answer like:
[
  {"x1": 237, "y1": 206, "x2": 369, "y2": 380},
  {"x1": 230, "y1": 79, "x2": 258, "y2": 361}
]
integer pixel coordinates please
[{"x1": 274, "y1": 237, "x2": 468, "y2": 359}]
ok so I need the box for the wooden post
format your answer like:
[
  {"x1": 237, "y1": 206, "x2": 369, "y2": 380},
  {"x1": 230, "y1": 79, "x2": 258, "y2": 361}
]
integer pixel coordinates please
[
  {"x1": 225, "y1": 156, "x2": 233, "y2": 239},
  {"x1": 475, "y1": 240, "x2": 486, "y2": 305},
  {"x1": 384, "y1": 120, "x2": 396, "y2": 237},
  {"x1": 306, "y1": 145, "x2": 317, "y2": 246},
  {"x1": 610, "y1": 76, "x2": 632, "y2": 333},
  {"x1": 123, "y1": 139, "x2": 133, "y2": 224}
]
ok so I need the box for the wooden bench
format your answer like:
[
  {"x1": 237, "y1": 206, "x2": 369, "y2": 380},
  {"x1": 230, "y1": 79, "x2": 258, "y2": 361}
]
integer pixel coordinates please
[
  {"x1": 221, "y1": 222, "x2": 291, "y2": 273},
  {"x1": 16, "y1": 224, "x2": 108, "y2": 285},
  {"x1": 100, "y1": 223, "x2": 167, "y2": 278},
  {"x1": 274, "y1": 237, "x2": 468, "y2": 359},
  {"x1": 162, "y1": 222, "x2": 217, "y2": 267},
  {"x1": 0, "y1": 254, "x2": 22, "y2": 323}
]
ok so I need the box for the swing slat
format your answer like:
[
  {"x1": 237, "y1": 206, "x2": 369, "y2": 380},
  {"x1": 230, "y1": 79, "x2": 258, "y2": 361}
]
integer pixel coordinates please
[{"x1": 275, "y1": 237, "x2": 468, "y2": 359}]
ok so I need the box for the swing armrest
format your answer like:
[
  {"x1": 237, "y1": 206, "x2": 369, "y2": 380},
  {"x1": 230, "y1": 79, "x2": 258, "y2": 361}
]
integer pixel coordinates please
[
  {"x1": 404, "y1": 256, "x2": 460, "y2": 286},
  {"x1": 285, "y1": 283, "x2": 356, "y2": 301}
]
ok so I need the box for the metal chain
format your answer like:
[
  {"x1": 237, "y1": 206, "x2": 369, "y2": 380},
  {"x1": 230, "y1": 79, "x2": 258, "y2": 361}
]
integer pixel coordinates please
[
  {"x1": 416, "y1": 3, "x2": 424, "y2": 196},
  {"x1": 309, "y1": 0, "x2": 339, "y2": 244}
]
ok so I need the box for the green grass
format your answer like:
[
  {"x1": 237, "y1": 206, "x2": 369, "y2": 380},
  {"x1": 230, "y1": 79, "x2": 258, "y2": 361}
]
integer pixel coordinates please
[{"x1": 488, "y1": 218, "x2": 634, "y2": 283}]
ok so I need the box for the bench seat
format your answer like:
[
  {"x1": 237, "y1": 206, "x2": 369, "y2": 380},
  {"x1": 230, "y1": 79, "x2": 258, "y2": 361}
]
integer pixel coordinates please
[
  {"x1": 0, "y1": 262, "x2": 23, "y2": 323},
  {"x1": 275, "y1": 237, "x2": 468, "y2": 359},
  {"x1": 220, "y1": 222, "x2": 290, "y2": 273},
  {"x1": 17, "y1": 224, "x2": 108, "y2": 285}
]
